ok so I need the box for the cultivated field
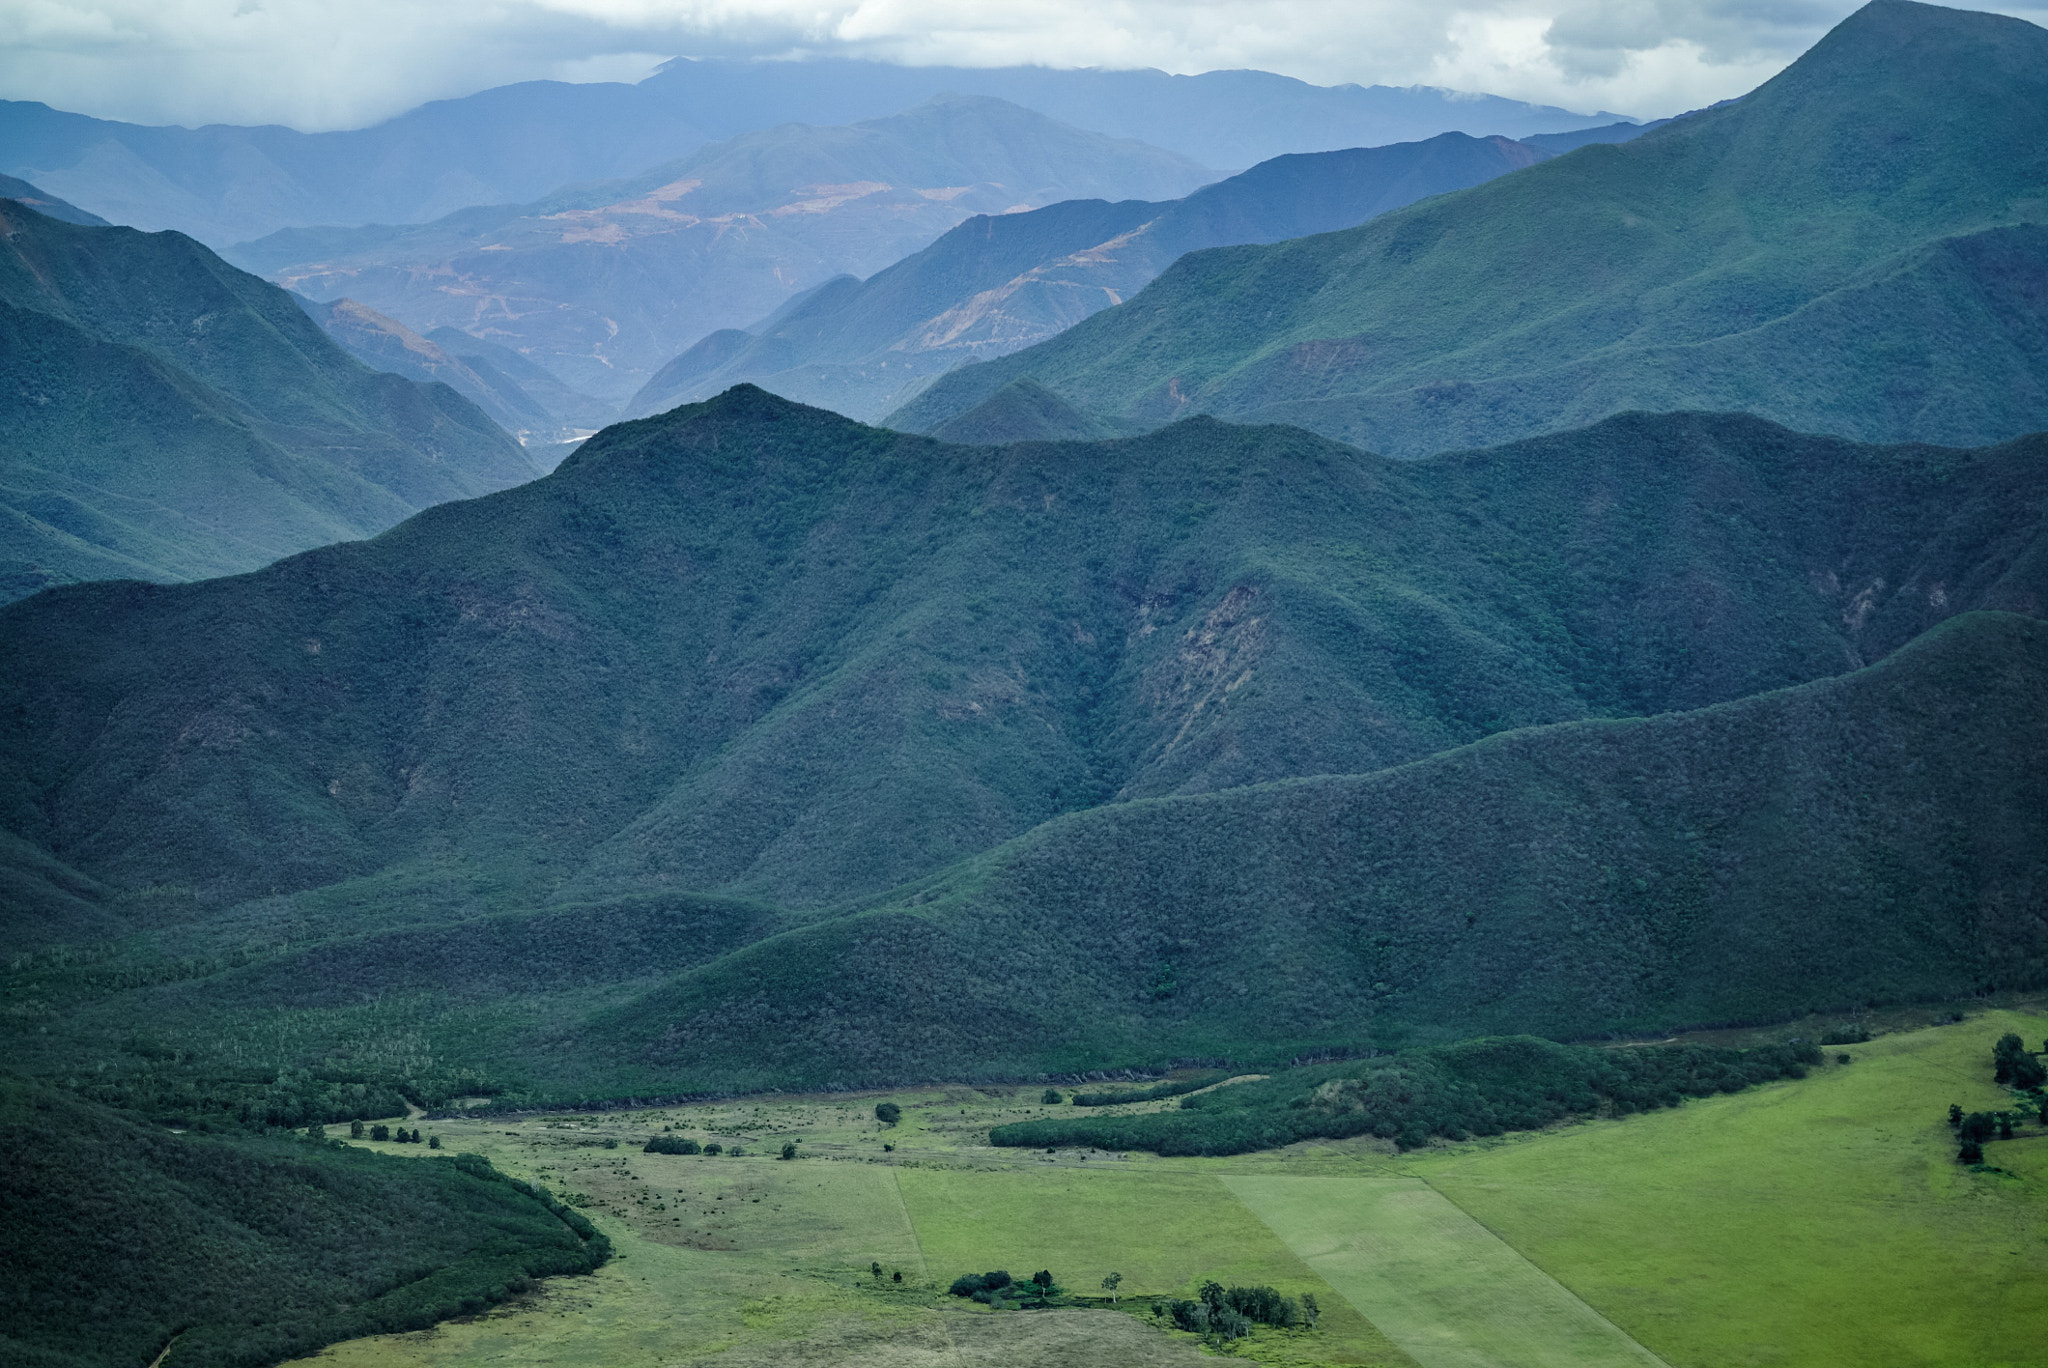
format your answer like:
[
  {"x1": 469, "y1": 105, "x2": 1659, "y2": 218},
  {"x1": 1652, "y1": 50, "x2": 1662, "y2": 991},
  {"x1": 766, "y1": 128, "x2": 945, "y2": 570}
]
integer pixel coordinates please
[{"x1": 290, "y1": 1010, "x2": 2048, "y2": 1368}]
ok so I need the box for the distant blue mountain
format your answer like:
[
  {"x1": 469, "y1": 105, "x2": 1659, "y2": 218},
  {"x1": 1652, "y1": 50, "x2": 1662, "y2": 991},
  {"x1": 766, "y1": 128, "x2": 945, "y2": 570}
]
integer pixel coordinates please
[{"x1": 0, "y1": 60, "x2": 1622, "y2": 246}]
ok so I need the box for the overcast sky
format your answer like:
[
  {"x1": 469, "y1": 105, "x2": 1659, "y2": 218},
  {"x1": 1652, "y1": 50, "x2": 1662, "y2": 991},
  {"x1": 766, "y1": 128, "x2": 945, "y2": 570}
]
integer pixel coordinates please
[{"x1": 1, "y1": 0, "x2": 2042, "y2": 131}]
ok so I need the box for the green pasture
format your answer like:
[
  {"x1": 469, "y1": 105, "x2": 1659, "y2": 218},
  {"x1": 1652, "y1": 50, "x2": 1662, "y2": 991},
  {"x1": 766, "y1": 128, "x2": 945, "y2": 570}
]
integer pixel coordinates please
[
  {"x1": 1411, "y1": 1009, "x2": 2048, "y2": 1368},
  {"x1": 1225, "y1": 1176, "x2": 1667, "y2": 1368},
  {"x1": 290, "y1": 1013, "x2": 2048, "y2": 1368}
]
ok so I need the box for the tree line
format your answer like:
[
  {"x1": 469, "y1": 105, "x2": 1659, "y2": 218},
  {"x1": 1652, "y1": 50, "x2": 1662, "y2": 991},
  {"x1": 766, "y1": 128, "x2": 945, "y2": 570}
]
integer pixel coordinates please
[{"x1": 990, "y1": 1035, "x2": 1825, "y2": 1156}]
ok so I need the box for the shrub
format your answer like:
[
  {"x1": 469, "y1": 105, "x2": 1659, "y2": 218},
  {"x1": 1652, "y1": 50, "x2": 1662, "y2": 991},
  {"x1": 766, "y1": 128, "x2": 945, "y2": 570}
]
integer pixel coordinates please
[{"x1": 875, "y1": 1102, "x2": 901, "y2": 1125}]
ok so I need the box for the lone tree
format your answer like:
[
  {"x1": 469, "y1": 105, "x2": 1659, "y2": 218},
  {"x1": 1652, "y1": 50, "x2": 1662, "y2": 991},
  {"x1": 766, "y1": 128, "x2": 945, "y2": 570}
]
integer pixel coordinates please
[
  {"x1": 371, "y1": 1124, "x2": 391, "y2": 1142},
  {"x1": 350, "y1": 1120, "x2": 365, "y2": 1139},
  {"x1": 1042, "y1": 1089, "x2": 1064, "y2": 1105},
  {"x1": 871, "y1": 1261, "x2": 884, "y2": 1281},
  {"x1": 875, "y1": 1102, "x2": 901, "y2": 1125},
  {"x1": 780, "y1": 1141, "x2": 799, "y2": 1161},
  {"x1": 1101, "y1": 1272, "x2": 1123, "y2": 1304}
]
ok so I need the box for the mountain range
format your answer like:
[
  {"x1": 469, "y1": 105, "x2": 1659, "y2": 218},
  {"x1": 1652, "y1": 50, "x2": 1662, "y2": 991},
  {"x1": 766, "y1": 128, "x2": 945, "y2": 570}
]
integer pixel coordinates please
[
  {"x1": 0, "y1": 195, "x2": 539, "y2": 603},
  {"x1": 2, "y1": 388, "x2": 2041, "y2": 1094},
  {"x1": 0, "y1": 61, "x2": 1622, "y2": 246},
  {"x1": 228, "y1": 96, "x2": 1221, "y2": 405},
  {"x1": 894, "y1": 1, "x2": 2048, "y2": 457},
  {"x1": 626, "y1": 131, "x2": 1574, "y2": 423}
]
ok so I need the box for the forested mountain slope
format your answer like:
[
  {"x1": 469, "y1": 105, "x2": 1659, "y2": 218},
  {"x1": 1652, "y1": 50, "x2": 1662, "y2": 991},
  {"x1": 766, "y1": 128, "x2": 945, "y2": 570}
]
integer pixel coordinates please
[
  {"x1": 228, "y1": 97, "x2": 1217, "y2": 404},
  {"x1": 894, "y1": 1, "x2": 2048, "y2": 455},
  {"x1": 0, "y1": 1076, "x2": 608, "y2": 1368},
  {"x1": 582, "y1": 611, "x2": 2048, "y2": 1087},
  {"x1": 0, "y1": 390, "x2": 2041, "y2": 932},
  {"x1": 627, "y1": 132, "x2": 1558, "y2": 423},
  {"x1": 0, "y1": 206, "x2": 537, "y2": 602},
  {"x1": 16, "y1": 612, "x2": 2046, "y2": 1098}
]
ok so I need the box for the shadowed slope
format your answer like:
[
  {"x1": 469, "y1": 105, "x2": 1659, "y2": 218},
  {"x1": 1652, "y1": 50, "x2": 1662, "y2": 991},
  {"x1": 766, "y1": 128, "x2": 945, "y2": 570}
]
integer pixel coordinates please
[{"x1": 0, "y1": 390, "x2": 2041, "y2": 927}]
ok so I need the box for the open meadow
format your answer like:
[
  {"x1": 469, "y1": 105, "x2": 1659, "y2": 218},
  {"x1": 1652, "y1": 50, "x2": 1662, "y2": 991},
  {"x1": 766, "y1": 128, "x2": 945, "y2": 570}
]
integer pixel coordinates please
[{"x1": 291, "y1": 1010, "x2": 2048, "y2": 1368}]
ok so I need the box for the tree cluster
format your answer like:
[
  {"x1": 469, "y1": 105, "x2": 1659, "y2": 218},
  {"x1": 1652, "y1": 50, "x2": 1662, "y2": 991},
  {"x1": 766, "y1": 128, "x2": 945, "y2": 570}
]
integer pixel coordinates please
[
  {"x1": 992, "y1": 1035, "x2": 1824, "y2": 1157},
  {"x1": 1157, "y1": 1281, "x2": 1318, "y2": 1339},
  {"x1": 643, "y1": 1135, "x2": 701, "y2": 1154}
]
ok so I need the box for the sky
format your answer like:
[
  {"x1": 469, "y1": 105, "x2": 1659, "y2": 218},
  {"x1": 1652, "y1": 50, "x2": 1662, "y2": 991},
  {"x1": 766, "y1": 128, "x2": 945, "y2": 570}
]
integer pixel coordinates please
[{"x1": 1, "y1": 0, "x2": 2043, "y2": 131}]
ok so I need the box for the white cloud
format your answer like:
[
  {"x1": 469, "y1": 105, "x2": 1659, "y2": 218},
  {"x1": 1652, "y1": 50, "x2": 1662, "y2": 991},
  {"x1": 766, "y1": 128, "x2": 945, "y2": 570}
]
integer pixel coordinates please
[{"x1": 0, "y1": 0, "x2": 2043, "y2": 131}]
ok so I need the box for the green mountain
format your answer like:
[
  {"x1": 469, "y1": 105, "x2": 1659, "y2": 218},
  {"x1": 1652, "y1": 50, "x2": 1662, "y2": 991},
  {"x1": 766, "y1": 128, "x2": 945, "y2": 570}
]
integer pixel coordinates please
[
  {"x1": 627, "y1": 132, "x2": 1560, "y2": 423},
  {"x1": 0, "y1": 1075, "x2": 608, "y2": 1368},
  {"x1": 0, "y1": 205, "x2": 540, "y2": 603},
  {"x1": 228, "y1": 96, "x2": 1219, "y2": 404},
  {"x1": 0, "y1": 391, "x2": 2042, "y2": 1096},
  {"x1": 893, "y1": 2, "x2": 2048, "y2": 455}
]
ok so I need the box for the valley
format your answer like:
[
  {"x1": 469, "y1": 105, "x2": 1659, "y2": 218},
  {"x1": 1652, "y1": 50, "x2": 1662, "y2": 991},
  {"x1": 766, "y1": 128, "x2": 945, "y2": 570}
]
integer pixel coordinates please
[{"x1": 274, "y1": 1009, "x2": 2048, "y2": 1368}]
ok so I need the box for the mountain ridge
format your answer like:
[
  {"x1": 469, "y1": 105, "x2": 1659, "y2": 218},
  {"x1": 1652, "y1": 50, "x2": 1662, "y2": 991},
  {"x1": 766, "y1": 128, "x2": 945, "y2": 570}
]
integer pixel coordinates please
[
  {"x1": 892, "y1": 1, "x2": 2048, "y2": 456},
  {"x1": 0, "y1": 203, "x2": 539, "y2": 602},
  {"x1": 626, "y1": 131, "x2": 1566, "y2": 423}
]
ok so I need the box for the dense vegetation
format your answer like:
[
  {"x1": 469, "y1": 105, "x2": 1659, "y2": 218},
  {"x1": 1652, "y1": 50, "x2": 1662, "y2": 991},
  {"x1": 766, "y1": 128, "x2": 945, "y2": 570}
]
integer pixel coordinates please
[
  {"x1": 0, "y1": 1076, "x2": 608, "y2": 1368},
  {"x1": 625, "y1": 130, "x2": 1560, "y2": 423},
  {"x1": 0, "y1": 390, "x2": 2043, "y2": 1095},
  {"x1": 0, "y1": 203, "x2": 536, "y2": 601},
  {"x1": 895, "y1": 2, "x2": 2048, "y2": 456},
  {"x1": 988, "y1": 1037, "x2": 1824, "y2": 1155}
]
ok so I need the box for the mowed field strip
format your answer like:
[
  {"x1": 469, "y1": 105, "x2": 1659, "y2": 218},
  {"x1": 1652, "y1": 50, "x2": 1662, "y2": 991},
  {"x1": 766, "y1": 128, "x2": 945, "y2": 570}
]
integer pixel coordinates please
[{"x1": 1224, "y1": 1175, "x2": 1670, "y2": 1368}]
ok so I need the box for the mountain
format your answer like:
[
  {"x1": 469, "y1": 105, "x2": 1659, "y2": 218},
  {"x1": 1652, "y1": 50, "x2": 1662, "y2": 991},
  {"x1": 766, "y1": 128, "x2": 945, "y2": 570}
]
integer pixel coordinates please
[
  {"x1": 294, "y1": 294, "x2": 609, "y2": 445},
  {"x1": 628, "y1": 132, "x2": 1561, "y2": 423},
  {"x1": 894, "y1": 2, "x2": 2048, "y2": 456},
  {"x1": 0, "y1": 203, "x2": 539, "y2": 603},
  {"x1": 229, "y1": 96, "x2": 1220, "y2": 403},
  {"x1": 0, "y1": 174, "x2": 107, "y2": 225},
  {"x1": 0, "y1": 62, "x2": 1619, "y2": 247},
  {"x1": 0, "y1": 1076, "x2": 608, "y2": 1368},
  {"x1": 0, "y1": 391, "x2": 2042, "y2": 1095}
]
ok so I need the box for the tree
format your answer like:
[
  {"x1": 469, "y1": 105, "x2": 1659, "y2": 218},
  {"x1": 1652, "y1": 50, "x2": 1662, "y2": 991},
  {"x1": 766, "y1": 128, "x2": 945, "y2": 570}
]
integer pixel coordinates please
[
  {"x1": 1042, "y1": 1089, "x2": 1064, "y2": 1104},
  {"x1": 703, "y1": 1143, "x2": 722, "y2": 1155},
  {"x1": 875, "y1": 1103, "x2": 901, "y2": 1125},
  {"x1": 871, "y1": 1261, "x2": 883, "y2": 1280},
  {"x1": 1949, "y1": 1104, "x2": 1964, "y2": 1128},
  {"x1": 893, "y1": 1271, "x2": 903, "y2": 1283},
  {"x1": 1033, "y1": 1269, "x2": 1054, "y2": 1291},
  {"x1": 428, "y1": 1134, "x2": 441, "y2": 1149},
  {"x1": 780, "y1": 1141, "x2": 798, "y2": 1161},
  {"x1": 1302, "y1": 1292, "x2": 1321, "y2": 1326},
  {"x1": 1101, "y1": 1271, "x2": 1123, "y2": 1303},
  {"x1": 306, "y1": 1122, "x2": 326, "y2": 1140},
  {"x1": 1994, "y1": 1034, "x2": 2047, "y2": 1089},
  {"x1": 371, "y1": 1124, "x2": 391, "y2": 1142},
  {"x1": 2000, "y1": 1116, "x2": 2016, "y2": 1141},
  {"x1": 350, "y1": 1120, "x2": 365, "y2": 1139},
  {"x1": 1960, "y1": 1112, "x2": 1997, "y2": 1145},
  {"x1": 1960, "y1": 1139, "x2": 1985, "y2": 1164}
]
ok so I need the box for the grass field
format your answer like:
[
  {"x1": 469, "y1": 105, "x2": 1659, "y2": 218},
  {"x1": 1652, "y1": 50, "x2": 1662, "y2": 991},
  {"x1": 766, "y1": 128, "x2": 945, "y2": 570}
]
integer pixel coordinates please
[
  {"x1": 1225, "y1": 1176, "x2": 1668, "y2": 1368},
  {"x1": 287, "y1": 1010, "x2": 2048, "y2": 1368},
  {"x1": 1410, "y1": 1009, "x2": 2048, "y2": 1368}
]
